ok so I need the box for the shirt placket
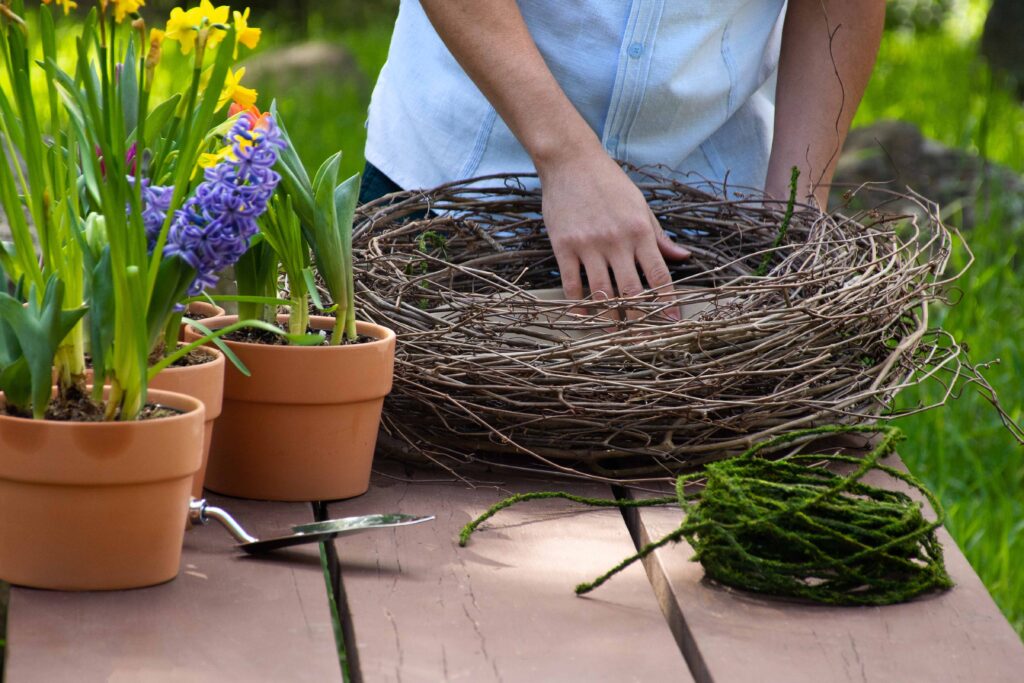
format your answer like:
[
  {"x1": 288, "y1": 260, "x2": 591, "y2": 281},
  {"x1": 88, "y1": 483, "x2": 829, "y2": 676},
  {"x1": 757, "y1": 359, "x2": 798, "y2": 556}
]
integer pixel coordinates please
[{"x1": 602, "y1": 0, "x2": 665, "y2": 161}]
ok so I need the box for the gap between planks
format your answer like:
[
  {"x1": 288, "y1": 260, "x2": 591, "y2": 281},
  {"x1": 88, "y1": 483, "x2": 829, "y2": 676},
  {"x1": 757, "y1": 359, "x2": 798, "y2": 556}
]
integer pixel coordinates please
[
  {"x1": 315, "y1": 500, "x2": 363, "y2": 683},
  {"x1": 324, "y1": 464, "x2": 689, "y2": 683},
  {"x1": 612, "y1": 484, "x2": 713, "y2": 683},
  {"x1": 619, "y1": 452, "x2": 1024, "y2": 683}
]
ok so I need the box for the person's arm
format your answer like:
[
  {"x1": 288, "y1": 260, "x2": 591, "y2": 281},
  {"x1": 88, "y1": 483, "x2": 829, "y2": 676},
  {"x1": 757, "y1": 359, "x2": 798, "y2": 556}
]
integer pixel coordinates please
[
  {"x1": 766, "y1": 0, "x2": 886, "y2": 208},
  {"x1": 419, "y1": 1, "x2": 690, "y2": 314}
]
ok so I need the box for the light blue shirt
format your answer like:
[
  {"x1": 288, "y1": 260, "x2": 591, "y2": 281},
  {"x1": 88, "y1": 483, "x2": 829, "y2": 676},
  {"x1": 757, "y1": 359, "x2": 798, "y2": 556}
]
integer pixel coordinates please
[{"x1": 366, "y1": 0, "x2": 787, "y2": 193}]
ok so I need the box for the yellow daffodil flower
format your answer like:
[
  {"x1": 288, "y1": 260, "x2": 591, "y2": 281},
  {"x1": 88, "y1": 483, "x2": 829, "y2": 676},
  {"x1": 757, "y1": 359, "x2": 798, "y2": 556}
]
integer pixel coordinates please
[
  {"x1": 112, "y1": 0, "x2": 145, "y2": 24},
  {"x1": 217, "y1": 67, "x2": 258, "y2": 111},
  {"x1": 197, "y1": 147, "x2": 233, "y2": 170},
  {"x1": 41, "y1": 0, "x2": 78, "y2": 16},
  {"x1": 165, "y1": 7, "x2": 201, "y2": 55},
  {"x1": 195, "y1": 136, "x2": 251, "y2": 174},
  {"x1": 232, "y1": 8, "x2": 261, "y2": 57},
  {"x1": 164, "y1": 0, "x2": 230, "y2": 56}
]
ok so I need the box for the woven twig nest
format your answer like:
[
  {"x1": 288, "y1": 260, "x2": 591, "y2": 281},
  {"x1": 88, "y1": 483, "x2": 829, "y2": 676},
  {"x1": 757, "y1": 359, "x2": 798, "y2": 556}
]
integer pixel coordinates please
[{"x1": 352, "y1": 170, "x2": 998, "y2": 482}]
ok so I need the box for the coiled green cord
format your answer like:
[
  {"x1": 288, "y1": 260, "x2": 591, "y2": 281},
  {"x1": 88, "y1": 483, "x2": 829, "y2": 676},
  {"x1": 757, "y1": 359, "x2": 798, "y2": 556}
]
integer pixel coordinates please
[{"x1": 459, "y1": 425, "x2": 954, "y2": 605}]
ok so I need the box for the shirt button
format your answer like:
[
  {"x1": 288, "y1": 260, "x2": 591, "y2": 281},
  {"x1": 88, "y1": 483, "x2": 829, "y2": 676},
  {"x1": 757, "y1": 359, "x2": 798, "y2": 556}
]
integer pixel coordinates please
[{"x1": 627, "y1": 42, "x2": 644, "y2": 58}]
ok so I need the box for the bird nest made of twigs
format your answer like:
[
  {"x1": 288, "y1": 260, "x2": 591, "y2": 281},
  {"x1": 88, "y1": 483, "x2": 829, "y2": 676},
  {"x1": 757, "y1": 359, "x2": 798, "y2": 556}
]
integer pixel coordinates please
[{"x1": 351, "y1": 170, "x2": 1002, "y2": 482}]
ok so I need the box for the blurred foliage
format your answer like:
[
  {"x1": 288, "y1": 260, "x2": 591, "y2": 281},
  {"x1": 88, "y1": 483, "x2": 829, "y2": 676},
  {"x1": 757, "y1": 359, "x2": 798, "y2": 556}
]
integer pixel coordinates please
[
  {"x1": 857, "y1": 5, "x2": 1024, "y2": 638},
  {"x1": 242, "y1": 5, "x2": 397, "y2": 180},
  {"x1": 885, "y1": 0, "x2": 955, "y2": 33},
  {"x1": 854, "y1": 29, "x2": 1024, "y2": 170},
  {"x1": 140, "y1": 0, "x2": 398, "y2": 37}
]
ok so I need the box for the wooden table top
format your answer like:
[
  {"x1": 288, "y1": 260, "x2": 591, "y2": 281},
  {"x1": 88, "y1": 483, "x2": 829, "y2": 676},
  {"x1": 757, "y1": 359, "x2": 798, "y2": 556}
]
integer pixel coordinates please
[
  {"x1": 4, "y1": 453, "x2": 1023, "y2": 682},
  {"x1": 4, "y1": 496, "x2": 340, "y2": 683}
]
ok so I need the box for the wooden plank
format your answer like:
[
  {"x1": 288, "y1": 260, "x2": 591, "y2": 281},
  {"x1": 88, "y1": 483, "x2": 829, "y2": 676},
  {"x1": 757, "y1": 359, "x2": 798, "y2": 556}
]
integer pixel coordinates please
[
  {"x1": 5, "y1": 496, "x2": 340, "y2": 683},
  {"x1": 327, "y1": 463, "x2": 688, "y2": 683},
  {"x1": 629, "y1": 451, "x2": 1024, "y2": 683}
]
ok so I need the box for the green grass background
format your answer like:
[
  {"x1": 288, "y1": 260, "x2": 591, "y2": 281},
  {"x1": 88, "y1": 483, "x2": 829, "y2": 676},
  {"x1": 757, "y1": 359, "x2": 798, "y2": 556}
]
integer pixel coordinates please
[{"x1": 854, "y1": 13, "x2": 1024, "y2": 635}]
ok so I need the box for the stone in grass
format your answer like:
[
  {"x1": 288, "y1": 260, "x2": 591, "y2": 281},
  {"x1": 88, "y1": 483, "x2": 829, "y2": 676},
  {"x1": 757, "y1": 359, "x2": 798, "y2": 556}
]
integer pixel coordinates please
[
  {"x1": 830, "y1": 119, "x2": 1024, "y2": 230},
  {"x1": 240, "y1": 41, "x2": 364, "y2": 91}
]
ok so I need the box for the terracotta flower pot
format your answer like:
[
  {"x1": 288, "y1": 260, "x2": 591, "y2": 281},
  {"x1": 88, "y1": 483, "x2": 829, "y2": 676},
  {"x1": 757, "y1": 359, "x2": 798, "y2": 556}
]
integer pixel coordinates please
[
  {"x1": 0, "y1": 388, "x2": 204, "y2": 590},
  {"x1": 186, "y1": 315, "x2": 395, "y2": 501},
  {"x1": 149, "y1": 346, "x2": 225, "y2": 497},
  {"x1": 180, "y1": 301, "x2": 227, "y2": 340}
]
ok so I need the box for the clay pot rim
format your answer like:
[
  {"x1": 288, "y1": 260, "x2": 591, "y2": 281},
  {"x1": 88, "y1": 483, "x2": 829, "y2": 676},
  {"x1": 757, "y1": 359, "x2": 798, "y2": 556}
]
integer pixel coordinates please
[
  {"x1": 0, "y1": 387, "x2": 204, "y2": 429},
  {"x1": 196, "y1": 315, "x2": 396, "y2": 353},
  {"x1": 162, "y1": 344, "x2": 226, "y2": 373},
  {"x1": 185, "y1": 300, "x2": 227, "y2": 316}
]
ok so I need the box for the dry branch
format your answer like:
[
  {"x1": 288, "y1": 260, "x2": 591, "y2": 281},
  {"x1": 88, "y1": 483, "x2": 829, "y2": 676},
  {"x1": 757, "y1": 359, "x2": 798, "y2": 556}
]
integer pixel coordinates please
[{"x1": 344, "y1": 171, "x2": 1019, "y2": 483}]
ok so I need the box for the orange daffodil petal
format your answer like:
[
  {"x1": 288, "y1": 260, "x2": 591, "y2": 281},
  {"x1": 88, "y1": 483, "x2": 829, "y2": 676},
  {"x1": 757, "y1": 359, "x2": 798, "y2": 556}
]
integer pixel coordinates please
[
  {"x1": 41, "y1": 0, "x2": 78, "y2": 16},
  {"x1": 233, "y1": 8, "x2": 261, "y2": 57},
  {"x1": 228, "y1": 102, "x2": 260, "y2": 119}
]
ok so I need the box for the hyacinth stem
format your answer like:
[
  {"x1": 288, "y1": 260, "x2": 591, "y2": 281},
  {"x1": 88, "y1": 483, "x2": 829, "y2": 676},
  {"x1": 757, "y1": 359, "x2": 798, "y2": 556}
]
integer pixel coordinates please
[
  {"x1": 163, "y1": 311, "x2": 185, "y2": 354},
  {"x1": 330, "y1": 315, "x2": 345, "y2": 346},
  {"x1": 289, "y1": 293, "x2": 309, "y2": 337},
  {"x1": 55, "y1": 340, "x2": 86, "y2": 398},
  {"x1": 103, "y1": 380, "x2": 123, "y2": 421},
  {"x1": 345, "y1": 304, "x2": 357, "y2": 341}
]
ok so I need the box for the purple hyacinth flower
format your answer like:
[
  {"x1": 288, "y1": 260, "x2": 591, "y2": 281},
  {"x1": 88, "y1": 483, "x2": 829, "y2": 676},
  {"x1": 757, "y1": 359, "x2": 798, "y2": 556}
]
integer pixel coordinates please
[{"x1": 162, "y1": 113, "x2": 287, "y2": 294}]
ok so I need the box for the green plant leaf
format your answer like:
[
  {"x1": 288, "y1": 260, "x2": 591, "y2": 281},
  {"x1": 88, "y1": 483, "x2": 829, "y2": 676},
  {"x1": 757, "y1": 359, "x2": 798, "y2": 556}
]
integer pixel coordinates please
[
  {"x1": 120, "y1": 37, "x2": 139, "y2": 137},
  {"x1": 0, "y1": 276, "x2": 88, "y2": 419},
  {"x1": 259, "y1": 193, "x2": 308, "y2": 296},
  {"x1": 0, "y1": 357, "x2": 32, "y2": 414},
  {"x1": 158, "y1": 319, "x2": 324, "y2": 378},
  {"x1": 86, "y1": 248, "x2": 115, "y2": 390},
  {"x1": 186, "y1": 294, "x2": 292, "y2": 307},
  {"x1": 310, "y1": 152, "x2": 343, "y2": 308},
  {"x1": 147, "y1": 255, "x2": 196, "y2": 348},
  {"x1": 178, "y1": 319, "x2": 249, "y2": 377},
  {"x1": 0, "y1": 273, "x2": 31, "y2": 413},
  {"x1": 269, "y1": 100, "x2": 314, "y2": 227},
  {"x1": 140, "y1": 93, "x2": 181, "y2": 151},
  {"x1": 235, "y1": 237, "x2": 278, "y2": 323},
  {"x1": 303, "y1": 267, "x2": 324, "y2": 310}
]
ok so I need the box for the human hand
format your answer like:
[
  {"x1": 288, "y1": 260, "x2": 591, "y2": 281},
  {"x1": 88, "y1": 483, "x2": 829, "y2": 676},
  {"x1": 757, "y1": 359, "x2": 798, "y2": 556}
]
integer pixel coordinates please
[{"x1": 537, "y1": 145, "x2": 691, "y2": 321}]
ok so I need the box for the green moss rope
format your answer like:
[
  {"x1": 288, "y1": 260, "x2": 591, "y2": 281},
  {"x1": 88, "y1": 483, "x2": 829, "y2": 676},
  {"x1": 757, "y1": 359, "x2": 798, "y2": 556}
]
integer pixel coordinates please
[
  {"x1": 459, "y1": 425, "x2": 954, "y2": 606},
  {"x1": 756, "y1": 165, "x2": 801, "y2": 277}
]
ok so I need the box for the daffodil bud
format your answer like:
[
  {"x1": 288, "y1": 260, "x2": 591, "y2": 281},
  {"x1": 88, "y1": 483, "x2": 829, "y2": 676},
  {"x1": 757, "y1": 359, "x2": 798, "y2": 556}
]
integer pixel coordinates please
[{"x1": 146, "y1": 28, "x2": 164, "y2": 84}]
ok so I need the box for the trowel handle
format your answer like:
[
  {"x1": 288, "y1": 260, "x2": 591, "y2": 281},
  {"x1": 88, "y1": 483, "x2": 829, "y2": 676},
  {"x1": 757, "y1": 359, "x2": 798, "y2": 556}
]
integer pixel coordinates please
[{"x1": 188, "y1": 497, "x2": 259, "y2": 544}]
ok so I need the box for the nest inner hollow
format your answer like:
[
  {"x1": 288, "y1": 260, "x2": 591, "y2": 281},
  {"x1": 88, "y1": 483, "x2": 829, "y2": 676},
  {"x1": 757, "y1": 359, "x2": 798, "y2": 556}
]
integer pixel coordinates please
[{"x1": 353, "y1": 172, "x2": 976, "y2": 482}]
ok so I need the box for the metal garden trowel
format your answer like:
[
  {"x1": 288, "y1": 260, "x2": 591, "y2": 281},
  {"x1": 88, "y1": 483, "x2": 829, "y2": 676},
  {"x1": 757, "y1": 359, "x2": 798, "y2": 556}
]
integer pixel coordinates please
[{"x1": 188, "y1": 498, "x2": 435, "y2": 554}]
